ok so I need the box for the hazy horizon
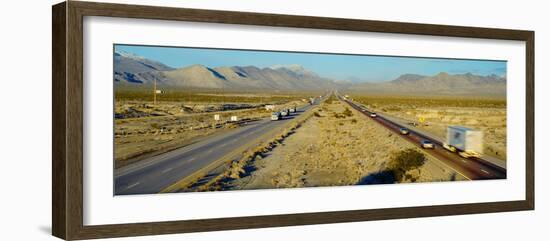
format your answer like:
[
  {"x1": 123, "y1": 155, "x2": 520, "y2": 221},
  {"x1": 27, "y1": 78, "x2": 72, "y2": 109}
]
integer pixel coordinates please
[{"x1": 115, "y1": 44, "x2": 507, "y2": 82}]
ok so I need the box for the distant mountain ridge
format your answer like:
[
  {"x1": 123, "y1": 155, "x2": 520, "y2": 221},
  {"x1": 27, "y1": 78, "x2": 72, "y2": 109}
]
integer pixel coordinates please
[
  {"x1": 391, "y1": 74, "x2": 427, "y2": 84},
  {"x1": 349, "y1": 72, "x2": 506, "y2": 96},
  {"x1": 114, "y1": 50, "x2": 336, "y2": 90},
  {"x1": 114, "y1": 50, "x2": 506, "y2": 96},
  {"x1": 114, "y1": 50, "x2": 174, "y2": 84}
]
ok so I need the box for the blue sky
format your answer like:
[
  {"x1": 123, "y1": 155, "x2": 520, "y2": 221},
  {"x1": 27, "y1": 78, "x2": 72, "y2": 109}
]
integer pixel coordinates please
[{"x1": 115, "y1": 44, "x2": 506, "y2": 82}]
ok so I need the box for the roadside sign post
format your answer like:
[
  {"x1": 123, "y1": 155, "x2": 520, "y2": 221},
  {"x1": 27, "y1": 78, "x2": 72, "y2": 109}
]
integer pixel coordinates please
[
  {"x1": 213, "y1": 114, "x2": 220, "y2": 128},
  {"x1": 419, "y1": 116, "x2": 425, "y2": 124},
  {"x1": 153, "y1": 77, "x2": 163, "y2": 106}
]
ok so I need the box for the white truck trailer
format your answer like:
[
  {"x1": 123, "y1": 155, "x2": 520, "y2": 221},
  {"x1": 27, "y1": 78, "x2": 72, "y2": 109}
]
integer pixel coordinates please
[{"x1": 443, "y1": 126, "x2": 483, "y2": 158}]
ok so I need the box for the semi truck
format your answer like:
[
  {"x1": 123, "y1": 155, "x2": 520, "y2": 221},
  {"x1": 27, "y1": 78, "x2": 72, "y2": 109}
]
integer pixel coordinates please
[{"x1": 443, "y1": 126, "x2": 483, "y2": 158}]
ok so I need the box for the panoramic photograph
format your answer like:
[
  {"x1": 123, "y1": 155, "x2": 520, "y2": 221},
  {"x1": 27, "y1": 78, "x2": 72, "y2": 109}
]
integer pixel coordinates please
[{"x1": 113, "y1": 44, "x2": 507, "y2": 195}]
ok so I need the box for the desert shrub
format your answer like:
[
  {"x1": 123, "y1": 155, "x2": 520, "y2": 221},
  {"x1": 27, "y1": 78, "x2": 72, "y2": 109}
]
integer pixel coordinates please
[
  {"x1": 150, "y1": 123, "x2": 160, "y2": 129},
  {"x1": 404, "y1": 174, "x2": 416, "y2": 182},
  {"x1": 351, "y1": 119, "x2": 357, "y2": 124},
  {"x1": 343, "y1": 107, "x2": 353, "y2": 117},
  {"x1": 387, "y1": 148, "x2": 426, "y2": 181},
  {"x1": 115, "y1": 88, "x2": 304, "y2": 103},
  {"x1": 314, "y1": 111, "x2": 321, "y2": 117},
  {"x1": 325, "y1": 95, "x2": 337, "y2": 104},
  {"x1": 351, "y1": 95, "x2": 506, "y2": 109},
  {"x1": 384, "y1": 106, "x2": 402, "y2": 112}
]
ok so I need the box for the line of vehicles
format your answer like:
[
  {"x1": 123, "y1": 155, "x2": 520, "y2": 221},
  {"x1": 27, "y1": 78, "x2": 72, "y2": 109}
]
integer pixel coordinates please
[
  {"x1": 367, "y1": 111, "x2": 438, "y2": 149},
  {"x1": 271, "y1": 106, "x2": 297, "y2": 121},
  {"x1": 352, "y1": 99, "x2": 483, "y2": 159},
  {"x1": 398, "y1": 125, "x2": 482, "y2": 158},
  {"x1": 269, "y1": 95, "x2": 322, "y2": 121}
]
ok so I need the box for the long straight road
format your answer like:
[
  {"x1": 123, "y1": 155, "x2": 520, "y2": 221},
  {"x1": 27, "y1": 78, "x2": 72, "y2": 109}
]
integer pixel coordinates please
[
  {"x1": 115, "y1": 98, "x2": 322, "y2": 195},
  {"x1": 339, "y1": 94, "x2": 506, "y2": 180}
]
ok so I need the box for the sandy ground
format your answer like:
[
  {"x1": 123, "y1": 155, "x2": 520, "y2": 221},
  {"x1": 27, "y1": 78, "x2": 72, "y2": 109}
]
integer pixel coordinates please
[
  {"x1": 114, "y1": 100, "x2": 306, "y2": 168},
  {"x1": 228, "y1": 99, "x2": 460, "y2": 190}
]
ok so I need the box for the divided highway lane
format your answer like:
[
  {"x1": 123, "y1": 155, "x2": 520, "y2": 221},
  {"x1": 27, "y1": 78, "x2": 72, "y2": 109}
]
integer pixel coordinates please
[
  {"x1": 339, "y1": 95, "x2": 506, "y2": 180},
  {"x1": 115, "y1": 99, "x2": 321, "y2": 195}
]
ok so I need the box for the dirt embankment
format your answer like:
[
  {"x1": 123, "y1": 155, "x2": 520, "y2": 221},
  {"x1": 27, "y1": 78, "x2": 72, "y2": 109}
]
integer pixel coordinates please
[{"x1": 220, "y1": 99, "x2": 460, "y2": 190}]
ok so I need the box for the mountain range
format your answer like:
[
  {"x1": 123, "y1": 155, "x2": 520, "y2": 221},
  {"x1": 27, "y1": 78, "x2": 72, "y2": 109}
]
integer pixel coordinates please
[
  {"x1": 350, "y1": 72, "x2": 506, "y2": 96},
  {"x1": 114, "y1": 50, "x2": 336, "y2": 90},
  {"x1": 114, "y1": 50, "x2": 506, "y2": 96}
]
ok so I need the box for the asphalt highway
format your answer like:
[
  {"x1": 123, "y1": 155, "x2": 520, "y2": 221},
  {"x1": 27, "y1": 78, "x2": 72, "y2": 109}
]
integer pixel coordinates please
[
  {"x1": 114, "y1": 98, "x2": 321, "y2": 195},
  {"x1": 339, "y1": 94, "x2": 506, "y2": 180}
]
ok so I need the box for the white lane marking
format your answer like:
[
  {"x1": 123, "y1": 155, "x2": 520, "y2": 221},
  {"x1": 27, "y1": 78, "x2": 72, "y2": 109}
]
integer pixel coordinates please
[
  {"x1": 207, "y1": 149, "x2": 214, "y2": 154},
  {"x1": 220, "y1": 143, "x2": 228, "y2": 147},
  {"x1": 481, "y1": 169, "x2": 490, "y2": 174},
  {"x1": 183, "y1": 157, "x2": 197, "y2": 164},
  {"x1": 161, "y1": 167, "x2": 173, "y2": 174},
  {"x1": 126, "y1": 182, "x2": 140, "y2": 190}
]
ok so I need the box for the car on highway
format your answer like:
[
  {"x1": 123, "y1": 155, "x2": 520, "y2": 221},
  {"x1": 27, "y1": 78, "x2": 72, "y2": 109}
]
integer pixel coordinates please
[
  {"x1": 280, "y1": 109, "x2": 288, "y2": 117},
  {"x1": 399, "y1": 128, "x2": 410, "y2": 135},
  {"x1": 420, "y1": 139, "x2": 434, "y2": 149},
  {"x1": 370, "y1": 113, "x2": 377, "y2": 118},
  {"x1": 271, "y1": 112, "x2": 281, "y2": 121},
  {"x1": 442, "y1": 143, "x2": 457, "y2": 152},
  {"x1": 289, "y1": 106, "x2": 296, "y2": 113},
  {"x1": 458, "y1": 150, "x2": 482, "y2": 158}
]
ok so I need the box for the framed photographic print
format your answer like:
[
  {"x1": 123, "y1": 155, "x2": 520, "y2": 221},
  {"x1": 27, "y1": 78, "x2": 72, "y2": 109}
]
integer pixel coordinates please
[{"x1": 52, "y1": 1, "x2": 534, "y2": 240}]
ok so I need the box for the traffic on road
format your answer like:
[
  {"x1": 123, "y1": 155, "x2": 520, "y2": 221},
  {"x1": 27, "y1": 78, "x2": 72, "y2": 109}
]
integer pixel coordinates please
[{"x1": 338, "y1": 94, "x2": 506, "y2": 180}]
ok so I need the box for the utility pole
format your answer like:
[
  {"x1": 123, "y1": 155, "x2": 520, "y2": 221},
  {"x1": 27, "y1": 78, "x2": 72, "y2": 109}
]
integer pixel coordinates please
[
  {"x1": 153, "y1": 77, "x2": 157, "y2": 106},
  {"x1": 221, "y1": 76, "x2": 225, "y2": 111}
]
